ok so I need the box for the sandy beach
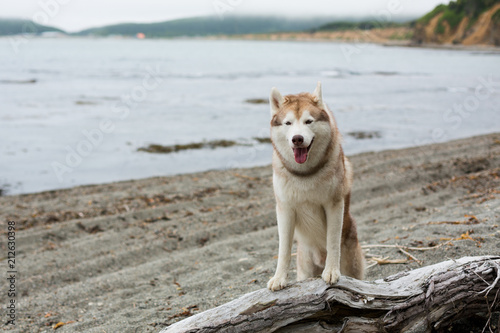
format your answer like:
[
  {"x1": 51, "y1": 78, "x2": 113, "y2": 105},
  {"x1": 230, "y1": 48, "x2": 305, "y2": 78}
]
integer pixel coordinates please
[
  {"x1": 1, "y1": 133, "x2": 500, "y2": 332},
  {"x1": 210, "y1": 27, "x2": 413, "y2": 44}
]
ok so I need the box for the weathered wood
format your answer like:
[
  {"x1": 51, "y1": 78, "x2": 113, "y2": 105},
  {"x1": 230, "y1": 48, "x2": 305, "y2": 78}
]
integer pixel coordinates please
[{"x1": 160, "y1": 256, "x2": 500, "y2": 333}]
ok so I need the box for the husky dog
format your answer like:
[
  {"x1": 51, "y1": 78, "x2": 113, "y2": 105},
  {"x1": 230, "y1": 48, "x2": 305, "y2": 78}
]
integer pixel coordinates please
[{"x1": 267, "y1": 82, "x2": 364, "y2": 291}]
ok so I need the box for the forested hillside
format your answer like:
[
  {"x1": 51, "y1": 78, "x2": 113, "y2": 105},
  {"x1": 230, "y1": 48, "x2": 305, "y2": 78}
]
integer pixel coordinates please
[
  {"x1": 75, "y1": 16, "x2": 330, "y2": 37},
  {"x1": 0, "y1": 19, "x2": 64, "y2": 36},
  {"x1": 413, "y1": 0, "x2": 500, "y2": 45}
]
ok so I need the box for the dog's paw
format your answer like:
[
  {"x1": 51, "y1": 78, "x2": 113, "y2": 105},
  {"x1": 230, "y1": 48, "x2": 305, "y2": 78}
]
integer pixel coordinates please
[
  {"x1": 267, "y1": 275, "x2": 287, "y2": 291},
  {"x1": 321, "y1": 267, "x2": 341, "y2": 285}
]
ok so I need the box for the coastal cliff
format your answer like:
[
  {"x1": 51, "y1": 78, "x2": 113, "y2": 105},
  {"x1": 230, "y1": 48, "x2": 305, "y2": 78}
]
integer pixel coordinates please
[{"x1": 414, "y1": 0, "x2": 500, "y2": 46}]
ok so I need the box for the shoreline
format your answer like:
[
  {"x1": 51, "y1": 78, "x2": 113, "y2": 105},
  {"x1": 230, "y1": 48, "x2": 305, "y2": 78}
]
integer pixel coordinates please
[
  {"x1": 3, "y1": 32, "x2": 500, "y2": 52},
  {"x1": 211, "y1": 33, "x2": 500, "y2": 52},
  {"x1": 2, "y1": 131, "x2": 499, "y2": 198}
]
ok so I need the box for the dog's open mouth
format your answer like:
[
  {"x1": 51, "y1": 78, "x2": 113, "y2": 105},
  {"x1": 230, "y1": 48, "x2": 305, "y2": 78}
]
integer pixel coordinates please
[{"x1": 293, "y1": 138, "x2": 314, "y2": 164}]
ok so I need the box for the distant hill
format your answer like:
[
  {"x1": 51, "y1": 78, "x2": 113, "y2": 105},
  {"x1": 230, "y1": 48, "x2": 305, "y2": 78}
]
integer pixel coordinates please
[
  {"x1": 73, "y1": 16, "x2": 332, "y2": 37},
  {"x1": 314, "y1": 20, "x2": 409, "y2": 32},
  {"x1": 413, "y1": 0, "x2": 500, "y2": 45},
  {"x1": 0, "y1": 18, "x2": 65, "y2": 36}
]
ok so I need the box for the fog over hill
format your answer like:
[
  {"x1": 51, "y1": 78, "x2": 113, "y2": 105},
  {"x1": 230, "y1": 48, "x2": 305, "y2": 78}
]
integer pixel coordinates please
[
  {"x1": 0, "y1": 18, "x2": 65, "y2": 36},
  {"x1": 74, "y1": 16, "x2": 340, "y2": 37},
  {"x1": 0, "y1": 14, "x2": 420, "y2": 37}
]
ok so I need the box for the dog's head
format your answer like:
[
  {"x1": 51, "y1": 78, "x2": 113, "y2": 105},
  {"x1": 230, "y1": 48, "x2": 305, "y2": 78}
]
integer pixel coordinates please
[{"x1": 270, "y1": 82, "x2": 335, "y2": 168}]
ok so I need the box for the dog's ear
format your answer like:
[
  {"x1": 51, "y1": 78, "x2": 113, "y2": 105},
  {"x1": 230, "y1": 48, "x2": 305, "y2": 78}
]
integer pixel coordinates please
[
  {"x1": 270, "y1": 87, "x2": 283, "y2": 116},
  {"x1": 312, "y1": 81, "x2": 324, "y2": 107}
]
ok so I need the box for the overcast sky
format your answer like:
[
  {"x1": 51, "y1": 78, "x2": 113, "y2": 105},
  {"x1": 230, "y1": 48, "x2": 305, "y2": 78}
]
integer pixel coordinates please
[{"x1": 3, "y1": 0, "x2": 451, "y2": 32}]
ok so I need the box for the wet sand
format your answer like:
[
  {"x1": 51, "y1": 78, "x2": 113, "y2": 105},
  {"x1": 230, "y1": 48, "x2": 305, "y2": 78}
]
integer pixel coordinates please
[{"x1": 1, "y1": 133, "x2": 499, "y2": 332}]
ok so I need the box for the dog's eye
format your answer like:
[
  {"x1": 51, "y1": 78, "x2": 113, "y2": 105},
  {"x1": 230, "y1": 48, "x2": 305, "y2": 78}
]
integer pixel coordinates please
[
  {"x1": 305, "y1": 119, "x2": 313, "y2": 125},
  {"x1": 285, "y1": 121, "x2": 292, "y2": 126}
]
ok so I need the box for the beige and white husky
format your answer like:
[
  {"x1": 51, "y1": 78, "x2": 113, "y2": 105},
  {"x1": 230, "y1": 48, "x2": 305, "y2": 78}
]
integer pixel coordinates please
[{"x1": 267, "y1": 82, "x2": 364, "y2": 291}]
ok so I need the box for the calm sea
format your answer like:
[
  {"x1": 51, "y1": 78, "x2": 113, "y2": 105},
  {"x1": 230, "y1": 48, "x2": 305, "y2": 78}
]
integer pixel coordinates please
[{"x1": 1, "y1": 38, "x2": 499, "y2": 194}]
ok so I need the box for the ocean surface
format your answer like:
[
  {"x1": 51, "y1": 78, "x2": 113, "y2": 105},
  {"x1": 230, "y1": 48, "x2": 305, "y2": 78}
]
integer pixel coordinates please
[{"x1": 1, "y1": 37, "x2": 499, "y2": 195}]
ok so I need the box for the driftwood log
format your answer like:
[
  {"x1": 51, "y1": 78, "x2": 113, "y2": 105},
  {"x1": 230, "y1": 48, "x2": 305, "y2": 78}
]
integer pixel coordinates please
[{"x1": 160, "y1": 256, "x2": 500, "y2": 333}]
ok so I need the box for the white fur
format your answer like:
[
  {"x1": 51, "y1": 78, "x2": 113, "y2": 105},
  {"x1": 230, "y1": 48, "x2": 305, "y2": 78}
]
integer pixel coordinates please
[
  {"x1": 312, "y1": 81, "x2": 323, "y2": 107},
  {"x1": 271, "y1": 110, "x2": 333, "y2": 175},
  {"x1": 270, "y1": 87, "x2": 284, "y2": 116},
  {"x1": 267, "y1": 82, "x2": 347, "y2": 291},
  {"x1": 284, "y1": 111, "x2": 315, "y2": 149}
]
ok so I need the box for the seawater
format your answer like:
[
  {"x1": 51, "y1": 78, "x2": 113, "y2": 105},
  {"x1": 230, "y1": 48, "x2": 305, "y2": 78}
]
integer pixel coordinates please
[{"x1": 1, "y1": 38, "x2": 499, "y2": 194}]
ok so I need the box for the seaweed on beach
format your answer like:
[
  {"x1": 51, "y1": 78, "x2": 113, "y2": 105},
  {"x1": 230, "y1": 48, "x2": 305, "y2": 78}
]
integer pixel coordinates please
[
  {"x1": 245, "y1": 98, "x2": 268, "y2": 104},
  {"x1": 0, "y1": 79, "x2": 37, "y2": 84},
  {"x1": 347, "y1": 131, "x2": 382, "y2": 139},
  {"x1": 75, "y1": 100, "x2": 98, "y2": 105},
  {"x1": 253, "y1": 137, "x2": 272, "y2": 144},
  {"x1": 0, "y1": 182, "x2": 10, "y2": 196},
  {"x1": 138, "y1": 139, "x2": 239, "y2": 154}
]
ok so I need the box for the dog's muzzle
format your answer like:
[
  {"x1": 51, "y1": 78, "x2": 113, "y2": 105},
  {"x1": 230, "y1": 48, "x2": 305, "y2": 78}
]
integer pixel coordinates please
[{"x1": 292, "y1": 137, "x2": 314, "y2": 164}]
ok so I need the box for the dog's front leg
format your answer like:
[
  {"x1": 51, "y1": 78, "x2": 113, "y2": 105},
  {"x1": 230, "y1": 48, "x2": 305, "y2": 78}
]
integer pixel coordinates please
[
  {"x1": 268, "y1": 203, "x2": 295, "y2": 291},
  {"x1": 322, "y1": 198, "x2": 344, "y2": 284}
]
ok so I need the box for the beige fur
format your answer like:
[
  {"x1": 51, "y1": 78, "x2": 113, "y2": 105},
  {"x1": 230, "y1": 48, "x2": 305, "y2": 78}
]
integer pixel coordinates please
[{"x1": 267, "y1": 82, "x2": 364, "y2": 291}]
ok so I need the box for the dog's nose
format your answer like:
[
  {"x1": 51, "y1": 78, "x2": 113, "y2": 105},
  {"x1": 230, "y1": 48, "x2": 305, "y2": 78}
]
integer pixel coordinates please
[{"x1": 292, "y1": 135, "x2": 304, "y2": 146}]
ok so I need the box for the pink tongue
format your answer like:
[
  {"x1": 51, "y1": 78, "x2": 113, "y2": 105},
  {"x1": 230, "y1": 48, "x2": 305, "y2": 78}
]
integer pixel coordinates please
[{"x1": 293, "y1": 148, "x2": 308, "y2": 164}]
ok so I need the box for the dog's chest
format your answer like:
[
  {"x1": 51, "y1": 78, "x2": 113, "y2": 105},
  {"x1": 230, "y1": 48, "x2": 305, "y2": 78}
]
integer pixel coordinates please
[
  {"x1": 293, "y1": 200, "x2": 329, "y2": 248},
  {"x1": 274, "y1": 173, "x2": 338, "y2": 205}
]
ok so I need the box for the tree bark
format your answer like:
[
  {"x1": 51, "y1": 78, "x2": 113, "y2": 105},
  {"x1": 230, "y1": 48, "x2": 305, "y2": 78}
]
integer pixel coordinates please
[{"x1": 160, "y1": 256, "x2": 500, "y2": 333}]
